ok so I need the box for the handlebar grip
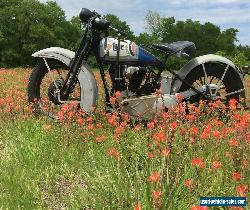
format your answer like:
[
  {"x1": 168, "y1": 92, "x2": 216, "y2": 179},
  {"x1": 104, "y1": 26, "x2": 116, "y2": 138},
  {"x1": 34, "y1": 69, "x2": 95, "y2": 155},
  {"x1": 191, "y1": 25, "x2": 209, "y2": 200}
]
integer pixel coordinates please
[{"x1": 94, "y1": 18, "x2": 110, "y2": 30}]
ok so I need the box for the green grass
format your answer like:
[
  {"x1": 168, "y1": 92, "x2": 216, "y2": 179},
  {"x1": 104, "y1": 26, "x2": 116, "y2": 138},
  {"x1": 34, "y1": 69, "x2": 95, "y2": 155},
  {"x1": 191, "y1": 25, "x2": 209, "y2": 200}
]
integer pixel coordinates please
[{"x1": 0, "y1": 69, "x2": 249, "y2": 210}]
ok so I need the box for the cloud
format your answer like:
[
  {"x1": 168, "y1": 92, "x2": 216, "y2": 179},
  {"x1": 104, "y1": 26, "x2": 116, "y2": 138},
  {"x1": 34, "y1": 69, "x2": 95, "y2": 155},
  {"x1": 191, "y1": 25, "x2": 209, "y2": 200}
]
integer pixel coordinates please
[{"x1": 39, "y1": 0, "x2": 250, "y2": 45}]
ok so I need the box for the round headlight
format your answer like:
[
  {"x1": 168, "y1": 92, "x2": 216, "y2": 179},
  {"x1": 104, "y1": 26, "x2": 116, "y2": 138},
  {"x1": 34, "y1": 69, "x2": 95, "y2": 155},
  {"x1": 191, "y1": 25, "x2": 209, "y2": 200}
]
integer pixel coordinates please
[{"x1": 79, "y1": 8, "x2": 93, "y2": 23}]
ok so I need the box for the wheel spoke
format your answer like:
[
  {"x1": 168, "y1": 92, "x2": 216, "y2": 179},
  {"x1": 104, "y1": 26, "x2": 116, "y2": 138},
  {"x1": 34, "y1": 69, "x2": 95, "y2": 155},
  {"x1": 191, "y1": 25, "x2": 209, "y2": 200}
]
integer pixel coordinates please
[
  {"x1": 209, "y1": 76, "x2": 215, "y2": 84},
  {"x1": 224, "y1": 88, "x2": 245, "y2": 97},
  {"x1": 214, "y1": 64, "x2": 229, "y2": 96},
  {"x1": 202, "y1": 64, "x2": 212, "y2": 97},
  {"x1": 219, "y1": 85, "x2": 226, "y2": 90},
  {"x1": 199, "y1": 78, "x2": 204, "y2": 86}
]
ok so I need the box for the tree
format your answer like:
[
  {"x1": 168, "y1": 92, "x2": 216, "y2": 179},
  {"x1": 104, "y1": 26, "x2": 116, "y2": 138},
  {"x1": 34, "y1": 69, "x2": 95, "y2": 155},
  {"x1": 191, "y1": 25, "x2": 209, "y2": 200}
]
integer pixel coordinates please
[
  {"x1": 104, "y1": 14, "x2": 134, "y2": 40},
  {"x1": 237, "y1": 45, "x2": 250, "y2": 61},
  {"x1": 0, "y1": 0, "x2": 80, "y2": 67},
  {"x1": 145, "y1": 11, "x2": 238, "y2": 56}
]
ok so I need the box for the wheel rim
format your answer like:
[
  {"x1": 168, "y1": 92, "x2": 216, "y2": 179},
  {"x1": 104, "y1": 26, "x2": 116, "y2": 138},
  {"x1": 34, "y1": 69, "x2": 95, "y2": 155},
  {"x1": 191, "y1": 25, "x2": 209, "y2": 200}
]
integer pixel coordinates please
[
  {"x1": 186, "y1": 63, "x2": 244, "y2": 104},
  {"x1": 36, "y1": 63, "x2": 81, "y2": 120}
]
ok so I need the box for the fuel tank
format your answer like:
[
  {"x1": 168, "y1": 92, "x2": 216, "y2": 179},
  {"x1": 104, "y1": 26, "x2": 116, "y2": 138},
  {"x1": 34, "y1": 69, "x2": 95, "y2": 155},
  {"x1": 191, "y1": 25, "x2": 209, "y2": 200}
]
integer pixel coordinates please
[{"x1": 100, "y1": 37, "x2": 162, "y2": 66}]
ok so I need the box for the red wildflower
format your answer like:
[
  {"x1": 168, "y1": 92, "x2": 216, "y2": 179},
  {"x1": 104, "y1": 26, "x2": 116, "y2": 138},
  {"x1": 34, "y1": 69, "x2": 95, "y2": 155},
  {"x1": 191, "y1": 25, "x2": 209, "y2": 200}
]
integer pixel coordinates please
[
  {"x1": 176, "y1": 93, "x2": 183, "y2": 102},
  {"x1": 192, "y1": 158, "x2": 205, "y2": 168},
  {"x1": 122, "y1": 113, "x2": 130, "y2": 122},
  {"x1": 76, "y1": 117, "x2": 84, "y2": 125},
  {"x1": 148, "y1": 172, "x2": 161, "y2": 182},
  {"x1": 108, "y1": 114, "x2": 118, "y2": 126},
  {"x1": 236, "y1": 184, "x2": 248, "y2": 197},
  {"x1": 180, "y1": 127, "x2": 186, "y2": 137},
  {"x1": 201, "y1": 125, "x2": 212, "y2": 139},
  {"x1": 232, "y1": 172, "x2": 242, "y2": 181},
  {"x1": 201, "y1": 131, "x2": 209, "y2": 139},
  {"x1": 115, "y1": 125, "x2": 124, "y2": 135},
  {"x1": 212, "y1": 130, "x2": 220, "y2": 139},
  {"x1": 184, "y1": 179, "x2": 193, "y2": 188},
  {"x1": 162, "y1": 112, "x2": 169, "y2": 120},
  {"x1": 147, "y1": 121, "x2": 155, "y2": 129},
  {"x1": 185, "y1": 114, "x2": 196, "y2": 122},
  {"x1": 229, "y1": 139, "x2": 239, "y2": 147},
  {"x1": 152, "y1": 190, "x2": 162, "y2": 200},
  {"x1": 88, "y1": 124, "x2": 94, "y2": 130},
  {"x1": 190, "y1": 126, "x2": 199, "y2": 137},
  {"x1": 228, "y1": 207, "x2": 244, "y2": 210},
  {"x1": 134, "y1": 204, "x2": 142, "y2": 210},
  {"x1": 210, "y1": 119, "x2": 224, "y2": 127},
  {"x1": 170, "y1": 122, "x2": 178, "y2": 133},
  {"x1": 86, "y1": 116, "x2": 92, "y2": 122},
  {"x1": 96, "y1": 123, "x2": 103, "y2": 128},
  {"x1": 148, "y1": 152, "x2": 154, "y2": 159},
  {"x1": 153, "y1": 131, "x2": 167, "y2": 142},
  {"x1": 107, "y1": 147, "x2": 120, "y2": 160},
  {"x1": 222, "y1": 127, "x2": 234, "y2": 136},
  {"x1": 212, "y1": 161, "x2": 222, "y2": 170},
  {"x1": 241, "y1": 159, "x2": 248, "y2": 167},
  {"x1": 134, "y1": 125, "x2": 141, "y2": 131},
  {"x1": 229, "y1": 98, "x2": 238, "y2": 110},
  {"x1": 162, "y1": 148, "x2": 170, "y2": 157},
  {"x1": 115, "y1": 91, "x2": 122, "y2": 99},
  {"x1": 190, "y1": 206, "x2": 209, "y2": 210},
  {"x1": 96, "y1": 135, "x2": 107, "y2": 143},
  {"x1": 43, "y1": 124, "x2": 51, "y2": 130},
  {"x1": 189, "y1": 137, "x2": 195, "y2": 144},
  {"x1": 109, "y1": 96, "x2": 117, "y2": 105}
]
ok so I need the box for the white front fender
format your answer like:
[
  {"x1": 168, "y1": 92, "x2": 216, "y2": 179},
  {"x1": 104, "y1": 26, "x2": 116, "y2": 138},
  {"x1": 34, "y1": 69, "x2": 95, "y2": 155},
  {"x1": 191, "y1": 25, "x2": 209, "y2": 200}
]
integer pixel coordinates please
[
  {"x1": 32, "y1": 47, "x2": 98, "y2": 113},
  {"x1": 32, "y1": 47, "x2": 75, "y2": 66}
]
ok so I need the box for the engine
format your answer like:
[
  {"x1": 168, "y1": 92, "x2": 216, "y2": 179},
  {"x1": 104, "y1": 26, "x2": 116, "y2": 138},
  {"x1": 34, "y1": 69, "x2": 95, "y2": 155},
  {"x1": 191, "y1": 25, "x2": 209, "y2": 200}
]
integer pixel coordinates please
[
  {"x1": 108, "y1": 64, "x2": 160, "y2": 97},
  {"x1": 108, "y1": 64, "x2": 183, "y2": 119}
]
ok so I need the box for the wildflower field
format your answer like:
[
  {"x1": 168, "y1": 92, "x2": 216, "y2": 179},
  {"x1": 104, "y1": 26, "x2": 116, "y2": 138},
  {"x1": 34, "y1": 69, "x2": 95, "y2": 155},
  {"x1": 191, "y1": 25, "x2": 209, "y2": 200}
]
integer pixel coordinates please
[{"x1": 0, "y1": 68, "x2": 249, "y2": 210}]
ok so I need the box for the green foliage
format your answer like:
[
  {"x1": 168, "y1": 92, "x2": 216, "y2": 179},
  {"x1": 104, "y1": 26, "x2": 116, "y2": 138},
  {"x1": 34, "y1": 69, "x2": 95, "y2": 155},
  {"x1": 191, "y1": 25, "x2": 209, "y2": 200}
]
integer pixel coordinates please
[
  {"x1": 145, "y1": 11, "x2": 239, "y2": 57},
  {"x1": 216, "y1": 50, "x2": 250, "y2": 68},
  {"x1": 0, "y1": 0, "x2": 81, "y2": 67},
  {"x1": 237, "y1": 45, "x2": 250, "y2": 63},
  {"x1": 104, "y1": 14, "x2": 134, "y2": 40},
  {"x1": 0, "y1": 2, "x2": 249, "y2": 70},
  {"x1": 135, "y1": 32, "x2": 159, "y2": 46},
  {"x1": 232, "y1": 51, "x2": 249, "y2": 68},
  {"x1": 144, "y1": 11, "x2": 247, "y2": 70}
]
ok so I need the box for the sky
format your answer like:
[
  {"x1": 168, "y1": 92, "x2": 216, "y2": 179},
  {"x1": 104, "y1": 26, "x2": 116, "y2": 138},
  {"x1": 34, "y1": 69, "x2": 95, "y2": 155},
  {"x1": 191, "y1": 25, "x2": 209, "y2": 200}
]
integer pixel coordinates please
[{"x1": 39, "y1": 0, "x2": 250, "y2": 45}]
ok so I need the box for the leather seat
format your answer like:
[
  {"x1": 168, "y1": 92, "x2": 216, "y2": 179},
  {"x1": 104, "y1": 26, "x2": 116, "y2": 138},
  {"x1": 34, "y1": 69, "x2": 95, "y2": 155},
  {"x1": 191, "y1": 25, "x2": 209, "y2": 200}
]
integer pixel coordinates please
[{"x1": 152, "y1": 41, "x2": 196, "y2": 55}]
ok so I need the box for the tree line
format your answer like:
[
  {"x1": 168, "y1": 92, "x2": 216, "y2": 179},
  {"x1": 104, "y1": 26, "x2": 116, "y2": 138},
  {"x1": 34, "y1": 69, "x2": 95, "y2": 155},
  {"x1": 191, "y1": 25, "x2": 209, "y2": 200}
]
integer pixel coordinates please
[{"x1": 1, "y1": 0, "x2": 249, "y2": 68}]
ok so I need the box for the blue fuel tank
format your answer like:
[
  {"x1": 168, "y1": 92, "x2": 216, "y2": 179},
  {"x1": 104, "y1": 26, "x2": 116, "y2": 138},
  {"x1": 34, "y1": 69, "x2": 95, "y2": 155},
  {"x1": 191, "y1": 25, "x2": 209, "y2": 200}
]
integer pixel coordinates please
[{"x1": 100, "y1": 37, "x2": 162, "y2": 66}]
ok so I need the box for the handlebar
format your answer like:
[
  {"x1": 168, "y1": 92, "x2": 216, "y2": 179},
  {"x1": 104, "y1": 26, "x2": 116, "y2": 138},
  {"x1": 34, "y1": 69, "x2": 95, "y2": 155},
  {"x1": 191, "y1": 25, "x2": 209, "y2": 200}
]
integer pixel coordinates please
[
  {"x1": 93, "y1": 17, "x2": 126, "y2": 37},
  {"x1": 108, "y1": 25, "x2": 127, "y2": 37}
]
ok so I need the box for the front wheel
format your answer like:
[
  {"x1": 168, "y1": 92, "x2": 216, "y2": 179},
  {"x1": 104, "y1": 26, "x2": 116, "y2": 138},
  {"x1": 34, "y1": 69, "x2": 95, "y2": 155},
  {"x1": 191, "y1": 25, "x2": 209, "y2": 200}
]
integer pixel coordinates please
[
  {"x1": 178, "y1": 62, "x2": 245, "y2": 106},
  {"x1": 28, "y1": 59, "x2": 81, "y2": 119}
]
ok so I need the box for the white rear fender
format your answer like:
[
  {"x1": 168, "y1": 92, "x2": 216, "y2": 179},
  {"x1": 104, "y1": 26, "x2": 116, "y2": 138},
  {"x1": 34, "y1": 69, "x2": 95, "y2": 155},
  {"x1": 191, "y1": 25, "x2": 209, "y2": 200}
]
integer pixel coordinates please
[
  {"x1": 32, "y1": 47, "x2": 98, "y2": 113},
  {"x1": 171, "y1": 54, "x2": 245, "y2": 96}
]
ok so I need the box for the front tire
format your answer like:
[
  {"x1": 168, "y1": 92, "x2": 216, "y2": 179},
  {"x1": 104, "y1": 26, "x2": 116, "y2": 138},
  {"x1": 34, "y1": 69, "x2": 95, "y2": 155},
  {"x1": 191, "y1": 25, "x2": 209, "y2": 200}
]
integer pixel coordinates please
[{"x1": 28, "y1": 59, "x2": 80, "y2": 118}]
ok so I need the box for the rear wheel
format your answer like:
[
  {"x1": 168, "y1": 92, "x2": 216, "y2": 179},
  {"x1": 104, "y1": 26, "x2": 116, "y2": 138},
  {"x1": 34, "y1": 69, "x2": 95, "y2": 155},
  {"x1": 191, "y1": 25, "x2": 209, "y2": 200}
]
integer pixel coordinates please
[
  {"x1": 28, "y1": 59, "x2": 81, "y2": 119},
  {"x1": 179, "y1": 62, "x2": 245, "y2": 106}
]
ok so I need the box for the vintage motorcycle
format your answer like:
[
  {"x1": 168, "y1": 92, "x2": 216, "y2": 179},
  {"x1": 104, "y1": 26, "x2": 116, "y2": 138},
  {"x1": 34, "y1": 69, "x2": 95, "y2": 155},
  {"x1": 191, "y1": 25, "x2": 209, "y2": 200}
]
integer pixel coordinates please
[{"x1": 28, "y1": 8, "x2": 246, "y2": 120}]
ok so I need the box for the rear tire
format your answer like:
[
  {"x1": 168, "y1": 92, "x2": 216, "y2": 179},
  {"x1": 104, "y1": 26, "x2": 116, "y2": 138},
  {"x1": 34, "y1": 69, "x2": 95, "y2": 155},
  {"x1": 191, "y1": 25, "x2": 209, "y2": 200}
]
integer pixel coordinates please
[{"x1": 178, "y1": 62, "x2": 245, "y2": 105}]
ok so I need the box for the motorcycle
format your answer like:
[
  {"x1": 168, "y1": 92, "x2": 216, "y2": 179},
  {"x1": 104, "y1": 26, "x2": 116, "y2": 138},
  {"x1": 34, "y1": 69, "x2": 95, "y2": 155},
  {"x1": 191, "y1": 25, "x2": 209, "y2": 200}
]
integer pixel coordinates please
[{"x1": 28, "y1": 8, "x2": 246, "y2": 120}]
